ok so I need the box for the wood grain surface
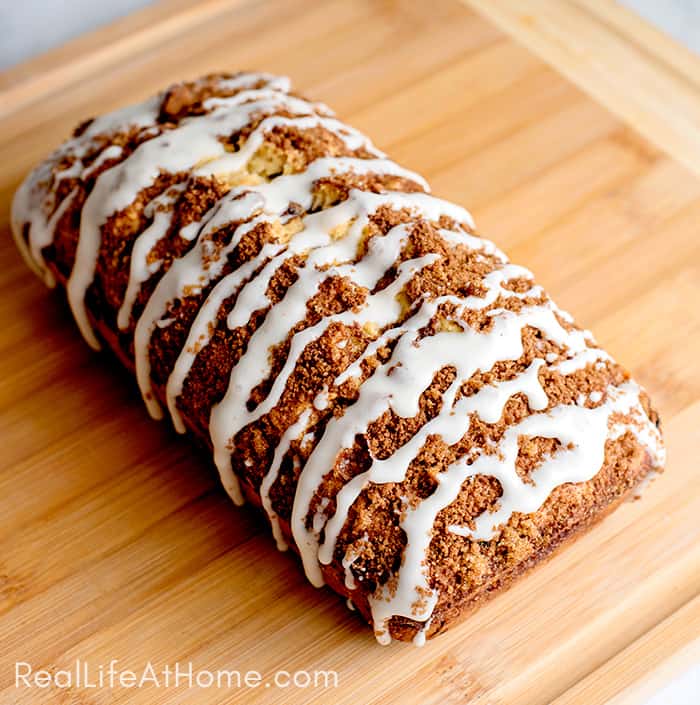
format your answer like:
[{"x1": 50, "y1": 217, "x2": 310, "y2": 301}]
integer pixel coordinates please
[{"x1": 1, "y1": 1, "x2": 699, "y2": 703}]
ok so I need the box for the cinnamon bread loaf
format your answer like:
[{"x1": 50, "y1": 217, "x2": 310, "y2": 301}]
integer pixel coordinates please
[{"x1": 11, "y1": 72, "x2": 665, "y2": 645}]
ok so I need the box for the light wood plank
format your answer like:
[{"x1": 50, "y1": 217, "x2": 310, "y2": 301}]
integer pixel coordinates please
[
  {"x1": 465, "y1": 0, "x2": 700, "y2": 176},
  {"x1": 0, "y1": 1, "x2": 699, "y2": 703},
  {"x1": 554, "y1": 595, "x2": 700, "y2": 705}
]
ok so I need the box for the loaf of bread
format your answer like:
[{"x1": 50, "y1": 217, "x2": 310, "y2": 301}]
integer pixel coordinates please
[{"x1": 12, "y1": 72, "x2": 665, "y2": 644}]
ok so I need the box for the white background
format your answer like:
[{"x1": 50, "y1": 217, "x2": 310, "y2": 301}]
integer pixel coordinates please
[
  {"x1": 1, "y1": 1, "x2": 698, "y2": 702},
  {"x1": 1, "y1": 0, "x2": 699, "y2": 69}
]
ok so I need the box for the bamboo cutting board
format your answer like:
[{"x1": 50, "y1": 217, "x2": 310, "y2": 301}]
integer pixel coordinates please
[{"x1": 1, "y1": 1, "x2": 700, "y2": 703}]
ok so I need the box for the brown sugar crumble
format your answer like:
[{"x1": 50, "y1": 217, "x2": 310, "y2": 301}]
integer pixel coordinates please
[{"x1": 12, "y1": 71, "x2": 665, "y2": 645}]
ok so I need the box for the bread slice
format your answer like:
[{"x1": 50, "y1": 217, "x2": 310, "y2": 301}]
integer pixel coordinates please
[{"x1": 11, "y1": 72, "x2": 665, "y2": 644}]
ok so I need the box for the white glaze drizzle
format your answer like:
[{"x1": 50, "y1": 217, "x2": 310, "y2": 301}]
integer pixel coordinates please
[
  {"x1": 117, "y1": 183, "x2": 187, "y2": 329},
  {"x1": 206, "y1": 189, "x2": 471, "y2": 503},
  {"x1": 135, "y1": 157, "x2": 428, "y2": 426},
  {"x1": 70, "y1": 95, "x2": 342, "y2": 349},
  {"x1": 261, "y1": 408, "x2": 313, "y2": 551},
  {"x1": 11, "y1": 72, "x2": 665, "y2": 646},
  {"x1": 369, "y1": 381, "x2": 660, "y2": 645}
]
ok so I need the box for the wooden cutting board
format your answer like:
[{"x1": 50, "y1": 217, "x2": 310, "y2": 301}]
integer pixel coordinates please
[{"x1": 1, "y1": 1, "x2": 699, "y2": 703}]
